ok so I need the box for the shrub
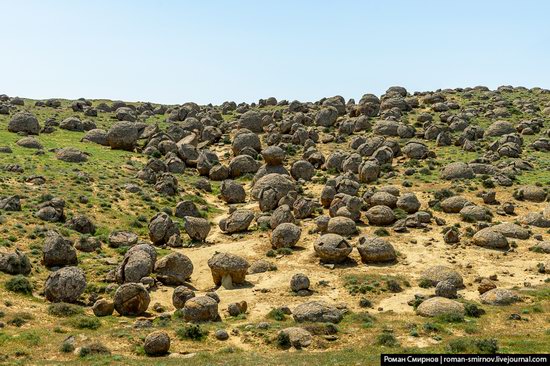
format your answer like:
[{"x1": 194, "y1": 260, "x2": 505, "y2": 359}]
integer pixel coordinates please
[
  {"x1": 376, "y1": 329, "x2": 399, "y2": 347},
  {"x1": 60, "y1": 341, "x2": 75, "y2": 353},
  {"x1": 418, "y1": 279, "x2": 432, "y2": 288},
  {"x1": 423, "y1": 322, "x2": 443, "y2": 333},
  {"x1": 386, "y1": 279, "x2": 402, "y2": 293},
  {"x1": 5, "y1": 275, "x2": 33, "y2": 295},
  {"x1": 71, "y1": 316, "x2": 101, "y2": 330},
  {"x1": 267, "y1": 308, "x2": 287, "y2": 321},
  {"x1": 437, "y1": 312, "x2": 464, "y2": 323},
  {"x1": 276, "y1": 331, "x2": 291, "y2": 348},
  {"x1": 374, "y1": 228, "x2": 390, "y2": 237},
  {"x1": 464, "y1": 303, "x2": 485, "y2": 318},
  {"x1": 176, "y1": 324, "x2": 207, "y2": 341},
  {"x1": 359, "y1": 297, "x2": 372, "y2": 308},
  {"x1": 79, "y1": 342, "x2": 110, "y2": 357},
  {"x1": 474, "y1": 338, "x2": 498, "y2": 354},
  {"x1": 8, "y1": 317, "x2": 27, "y2": 327},
  {"x1": 48, "y1": 303, "x2": 83, "y2": 317},
  {"x1": 447, "y1": 338, "x2": 469, "y2": 353}
]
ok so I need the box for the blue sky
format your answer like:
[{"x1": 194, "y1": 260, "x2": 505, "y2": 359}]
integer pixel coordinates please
[{"x1": 2, "y1": 0, "x2": 549, "y2": 104}]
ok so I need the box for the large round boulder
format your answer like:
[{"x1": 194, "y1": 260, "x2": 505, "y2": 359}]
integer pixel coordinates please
[
  {"x1": 271, "y1": 223, "x2": 301, "y2": 249},
  {"x1": 114, "y1": 283, "x2": 151, "y2": 316},
  {"x1": 8, "y1": 112, "x2": 40, "y2": 135},
  {"x1": 357, "y1": 236, "x2": 396, "y2": 263},
  {"x1": 107, "y1": 122, "x2": 139, "y2": 151},
  {"x1": 154, "y1": 253, "x2": 193, "y2": 285},
  {"x1": 313, "y1": 234, "x2": 353, "y2": 263},
  {"x1": 416, "y1": 297, "x2": 465, "y2": 317},
  {"x1": 44, "y1": 266, "x2": 86, "y2": 303}
]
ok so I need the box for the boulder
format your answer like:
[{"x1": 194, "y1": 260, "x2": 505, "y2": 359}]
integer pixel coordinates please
[
  {"x1": 8, "y1": 112, "x2": 40, "y2": 135},
  {"x1": 419, "y1": 265, "x2": 464, "y2": 288},
  {"x1": 207, "y1": 252, "x2": 249, "y2": 287},
  {"x1": 44, "y1": 266, "x2": 86, "y2": 303},
  {"x1": 155, "y1": 253, "x2": 193, "y2": 285},
  {"x1": 480, "y1": 288, "x2": 519, "y2": 305},
  {"x1": 182, "y1": 296, "x2": 220, "y2": 322},
  {"x1": 184, "y1": 216, "x2": 210, "y2": 242},
  {"x1": 416, "y1": 297, "x2": 465, "y2": 317},
  {"x1": 313, "y1": 234, "x2": 352, "y2": 263},
  {"x1": 144, "y1": 331, "x2": 170, "y2": 356},
  {"x1": 271, "y1": 223, "x2": 301, "y2": 248},
  {"x1": 114, "y1": 283, "x2": 151, "y2": 316},
  {"x1": 357, "y1": 236, "x2": 396, "y2": 263},
  {"x1": 293, "y1": 301, "x2": 343, "y2": 323}
]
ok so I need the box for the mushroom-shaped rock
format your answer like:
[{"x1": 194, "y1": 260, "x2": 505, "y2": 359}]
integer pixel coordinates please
[
  {"x1": 416, "y1": 297, "x2": 465, "y2": 317},
  {"x1": 155, "y1": 252, "x2": 193, "y2": 285},
  {"x1": 114, "y1": 283, "x2": 151, "y2": 316},
  {"x1": 182, "y1": 296, "x2": 220, "y2": 322},
  {"x1": 357, "y1": 236, "x2": 396, "y2": 263},
  {"x1": 313, "y1": 234, "x2": 353, "y2": 263},
  {"x1": 44, "y1": 266, "x2": 86, "y2": 303},
  {"x1": 207, "y1": 252, "x2": 249, "y2": 287},
  {"x1": 293, "y1": 301, "x2": 343, "y2": 323},
  {"x1": 271, "y1": 223, "x2": 301, "y2": 249},
  {"x1": 144, "y1": 331, "x2": 171, "y2": 356},
  {"x1": 419, "y1": 265, "x2": 464, "y2": 288}
]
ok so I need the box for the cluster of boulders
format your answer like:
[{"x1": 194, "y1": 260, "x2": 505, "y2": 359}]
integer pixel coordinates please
[{"x1": 1, "y1": 85, "x2": 549, "y2": 357}]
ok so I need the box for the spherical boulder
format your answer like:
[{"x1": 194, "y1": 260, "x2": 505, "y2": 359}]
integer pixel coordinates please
[
  {"x1": 416, "y1": 297, "x2": 465, "y2": 317},
  {"x1": 107, "y1": 122, "x2": 139, "y2": 151},
  {"x1": 357, "y1": 236, "x2": 396, "y2": 263},
  {"x1": 154, "y1": 253, "x2": 193, "y2": 286},
  {"x1": 172, "y1": 286, "x2": 196, "y2": 309},
  {"x1": 271, "y1": 223, "x2": 302, "y2": 249},
  {"x1": 114, "y1": 283, "x2": 150, "y2": 316},
  {"x1": 419, "y1": 265, "x2": 464, "y2": 288},
  {"x1": 144, "y1": 331, "x2": 170, "y2": 356},
  {"x1": 182, "y1": 296, "x2": 220, "y2": 322},
  {"x1": 8, "y1": 112, "x2": 40, "y2": 135},
  {"x1": 44, "y1": 266, "x2": 86, "y2": 303},
  {"x1": 472, "y1": 228, "x2": 508, "y2": 249},
  {"x1": 313, "y1": 234, "x2": 353, "y2": 263},
  {"x1": 365, "y1": 205, "x2": 395, "y2": 226}
]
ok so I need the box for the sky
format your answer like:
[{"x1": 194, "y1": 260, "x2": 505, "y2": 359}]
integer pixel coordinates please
[{"x1": 2, "y1": 0, "x2": 550, "y2": 105}]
